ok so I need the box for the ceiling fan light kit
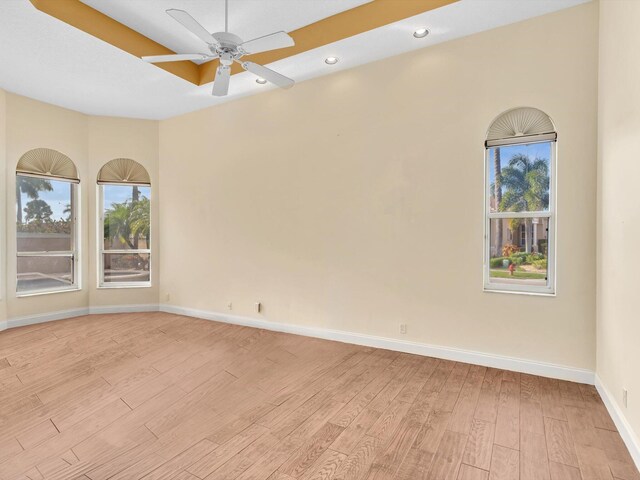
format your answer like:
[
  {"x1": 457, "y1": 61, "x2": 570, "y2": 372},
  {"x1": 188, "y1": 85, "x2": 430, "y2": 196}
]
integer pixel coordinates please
[{"x1": 141, "y1": 0, "x2": 295, "y2": 97}]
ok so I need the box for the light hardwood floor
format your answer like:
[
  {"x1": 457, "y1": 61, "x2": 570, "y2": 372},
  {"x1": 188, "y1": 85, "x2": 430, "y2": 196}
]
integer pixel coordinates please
[{"x1": 0, "y1": 312, "x2": 637, "y2": 480}]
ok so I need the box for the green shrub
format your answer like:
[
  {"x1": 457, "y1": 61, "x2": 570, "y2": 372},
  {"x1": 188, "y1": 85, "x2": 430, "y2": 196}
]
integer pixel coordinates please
[
  {"x1": 532, "y1": 259, "x2": 548, "y2": 269},
  {"x1": 511, "y1": 256, "x2": 525, "y2": 266},
  {"x1": 509, "y1": 252, "x2": 528, "y2": 265},
  {"x1": 526, "y1": 253, "x2": 545, "y2": 264},
  {"x1": 490, "y1": 257, "x2": 510, "y2": 268}
]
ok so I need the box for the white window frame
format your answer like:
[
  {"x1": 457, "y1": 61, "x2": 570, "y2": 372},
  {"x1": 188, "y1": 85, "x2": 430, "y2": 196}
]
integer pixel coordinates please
[
  {"x1": 16, "y1": 174, "x2": 81, "y2": 297},
  {"x1": 98, "y1": 183, "x2": 151, "y2": 289},
  {"x1": 483, "y1": 139, "x2": 556, "y2": 296}
]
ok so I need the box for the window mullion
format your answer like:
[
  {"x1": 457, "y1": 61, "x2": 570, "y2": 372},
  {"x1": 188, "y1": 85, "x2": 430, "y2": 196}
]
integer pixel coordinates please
[
  {"x1": 101, "y1": 249, "x2": 151, "y2": 254},
  {"x1": 17, "y1": 251, "x2": 74, "y2": 257},
  {"x1": 488, "y1": 211, "x2": 551, "y2": 219}
]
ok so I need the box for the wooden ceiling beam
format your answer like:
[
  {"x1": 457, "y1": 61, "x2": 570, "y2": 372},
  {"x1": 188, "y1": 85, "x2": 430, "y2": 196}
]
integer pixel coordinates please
[
  {"x1": 29, "y1": 0, "x2": 457, "y2": 88},
  {"x1": 29, "y1": 0, "x2": 201, "y2": 85}
]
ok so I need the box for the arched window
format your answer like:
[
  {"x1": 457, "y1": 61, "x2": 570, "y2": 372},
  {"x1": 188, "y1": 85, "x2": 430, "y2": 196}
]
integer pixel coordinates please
[
  {"x1": 97, "y1": 158, "x2": 151, "y2": 287},
  {"x1": 484, "y1": 107, "x2": 556, "y2": 295},
  {"x1": 16, "y1": 148, "x2": 80, "y2": 295}
]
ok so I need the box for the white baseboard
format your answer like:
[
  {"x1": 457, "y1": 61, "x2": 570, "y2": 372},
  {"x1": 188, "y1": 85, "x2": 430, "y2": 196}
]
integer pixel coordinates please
[
  {"x1": 595, "y1": 375, "x2": 640, "y2": 471},
  {"x1": 1, "y1": 304, "x2": 158, "y2": 331},
  {"x1": 0, "y1": 301, "x2": 594, "y2": 385},
  {"x1": 89, "y1": 304, "x2": 159, "y2": 315},
  {"x1": 158, "y1": 304, "x2": 595, "y2": 384},
  {"x1": 8, "y1": 307, "x2": 90, "y2": 329}
]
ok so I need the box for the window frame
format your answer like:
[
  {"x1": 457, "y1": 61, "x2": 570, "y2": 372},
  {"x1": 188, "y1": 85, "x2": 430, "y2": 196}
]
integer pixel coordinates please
[
  {"x1": 16, "y1": 174, "x2": 81, "y2": 297},
  {"x1": 97, "y1": 182, "x2": 152, "y2": 289},
  {"x1": 483, "y1": 138, "x2": 557, "y2": 296}
]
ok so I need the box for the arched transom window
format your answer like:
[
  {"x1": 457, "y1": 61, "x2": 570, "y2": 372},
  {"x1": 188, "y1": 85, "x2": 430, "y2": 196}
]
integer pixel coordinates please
[{"x1": 484, "y1": 107, "x2": 556, "y2": 295}]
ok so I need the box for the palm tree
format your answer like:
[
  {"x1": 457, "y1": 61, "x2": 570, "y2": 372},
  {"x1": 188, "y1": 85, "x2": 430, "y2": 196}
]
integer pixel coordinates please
[
  {"x1": 104, "y1": 191, "x2": 151, "y2": 248},
  {"x1": 130, "y1": 197, "x2": 150, "y2": 249},
  {"x1": 500, "y1": 154, "x2": 549, "y2": 253},
  {"x1": 493, "y1": 148, "x2": 503, "y2": 256},
  {"x1": 104, "y1": 202, "x2": 135, "y2": 249},
  {"x1": 131, "y1": 186, "x2": 140, "y2": 249},
  {"x1": 16, "y1": 177, "x2": 53, "y2": 223},
  {"x1": 63, "y1": 203, "x2": 72, "y2": 220}
]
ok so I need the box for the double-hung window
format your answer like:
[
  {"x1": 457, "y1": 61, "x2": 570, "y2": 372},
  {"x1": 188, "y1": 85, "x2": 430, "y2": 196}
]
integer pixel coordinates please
[
  {"x1": 484, "y1": 108, "x2": 557, "y2": 295},
  {"x1": 16, "y1": 148, "x2": 80, "y2": 295},
  {"x1": 98, "y1": 158, "x2": 151, "y2": 287}
]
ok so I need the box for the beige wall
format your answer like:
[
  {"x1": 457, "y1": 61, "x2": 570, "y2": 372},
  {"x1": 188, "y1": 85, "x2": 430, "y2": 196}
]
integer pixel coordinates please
[
  {"x1": 0, "y1": 89, "x2": 6, "y2": 324},
  {"x1": 597, "y1": 0, "x2": 640, "y2": 449},
  {"x1": 160, "y1": 3, "x2": 598, "y2": 370},
  {"x1": 88, "y1": 116, "x2": 159, "y2": 307},
  {"x1": 5, "y1": 94, "x2": 89, "y2": 318},
  {"x1": 2, "y1": 93, "x2": 159, "y2": 318}
]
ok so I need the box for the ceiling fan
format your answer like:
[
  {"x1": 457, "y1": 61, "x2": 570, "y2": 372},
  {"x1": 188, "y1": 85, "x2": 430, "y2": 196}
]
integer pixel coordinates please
[{"x1": 142, "y1": 0, "x2": 295, "y2": 96}]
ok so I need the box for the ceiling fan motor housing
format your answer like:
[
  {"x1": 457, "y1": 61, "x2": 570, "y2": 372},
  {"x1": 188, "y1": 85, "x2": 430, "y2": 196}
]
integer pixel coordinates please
[
  {"x1": 142, "y1": 9, "x2": 295, "y2": 96},
  {"x1": 212, "y1": 32, "x2": 243, "y2": 48},
  {"x1": 211, "y1": 32, "x2": 245, "y2": 65}
]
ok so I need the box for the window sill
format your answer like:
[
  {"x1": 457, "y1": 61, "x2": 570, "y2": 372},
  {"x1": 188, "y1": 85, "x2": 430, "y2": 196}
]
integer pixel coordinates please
[
  {"x1": 17, "y1": 286, "x2": 81, "y2": 298},
  {"x1": 483, "y1": 286, "x2": 556, "y2": 297},
  {"x1": 98, "y1": 283, "x2": 152, "y2": 290}
]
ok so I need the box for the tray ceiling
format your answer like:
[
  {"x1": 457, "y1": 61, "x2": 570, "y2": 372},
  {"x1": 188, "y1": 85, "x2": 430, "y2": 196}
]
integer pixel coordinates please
[{"x1": 0, "y1": 0, "x2": 590, "y2": 119}]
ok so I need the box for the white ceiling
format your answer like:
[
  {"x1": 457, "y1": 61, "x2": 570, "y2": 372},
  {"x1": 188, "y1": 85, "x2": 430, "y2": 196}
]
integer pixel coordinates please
[
  {"x1": 0, "y1": 0, "x2": 590, "y2": 120},
  {"x1": 80, "y1": 0, "x2": 374, "y2": 64}
]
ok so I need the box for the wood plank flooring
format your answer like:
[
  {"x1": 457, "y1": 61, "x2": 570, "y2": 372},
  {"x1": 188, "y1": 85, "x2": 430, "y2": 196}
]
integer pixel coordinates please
[{"x1": 0, "y1": 312, "x2": 637, "y2": 480}]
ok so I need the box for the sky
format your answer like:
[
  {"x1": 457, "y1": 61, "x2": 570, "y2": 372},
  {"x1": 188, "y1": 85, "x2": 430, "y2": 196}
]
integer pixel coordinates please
[
  {"x1": 103, "y1": 185, "x2": 150, "y2": 210},
  {"x1": 19, "y1": 180, "x2": 70, "y2": 220},
  {"x1": 488, "y1": 141, "x2": 551, "y2": 185},
  {"x1": 18, "y1": 181, "x2": 150, "y2": 221}
]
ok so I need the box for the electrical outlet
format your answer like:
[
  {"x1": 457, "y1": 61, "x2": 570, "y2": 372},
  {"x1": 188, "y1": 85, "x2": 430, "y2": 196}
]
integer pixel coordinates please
[
  {"x1": 227, "y1": 302, "x2": 233, "y2": 311},
  {"x1": 256, "y1": 302, "x2": 262, "y2": 313},
  {"x1": 623, "y1": 389, "x2": 628, "y2": 408},
  {"x1": 399, "y1": 324, "x2": 407, "y2": 334},
  {"x1": 165, "y1": 293, "x2": 170, "y2": 302}
]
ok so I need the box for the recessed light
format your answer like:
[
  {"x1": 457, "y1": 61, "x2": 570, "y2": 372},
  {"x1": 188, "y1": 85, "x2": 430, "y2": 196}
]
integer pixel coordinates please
[
  {"x1": 255, "y1": 77, "x2": 267, "y2": 84},
  {"x1": 413, "y1": 27, "x2": 429, "y2": 38},
  {"x1": 324, "y1": 57, "x2": 339, "y2": 65}
]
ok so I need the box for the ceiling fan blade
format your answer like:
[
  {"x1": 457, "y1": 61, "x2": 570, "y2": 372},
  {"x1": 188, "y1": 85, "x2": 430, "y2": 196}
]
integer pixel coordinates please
[
  {"x1": 212, "y1": 65, "x2": 231, "y2": 96},
  {"x1": 166, "y1": 9, "x2": 219, "y2": 46},
  {"x1": 241, "y1": 61, "x2": 294, "y2": 89},
  {"x1": 142, "y1": 53, "x2": 211, "y2": 63},
  {"x1": 240, "y1": 31, "x2": 294, "y2": 55}
]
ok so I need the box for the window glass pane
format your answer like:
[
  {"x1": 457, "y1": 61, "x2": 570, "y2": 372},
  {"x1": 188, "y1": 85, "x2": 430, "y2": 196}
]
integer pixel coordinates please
[
  {"x1": 103, "y1": 253, "x2": 150, "y2": 283},
  {"x1": 103, "y1": 185, "x2": 151, "y2": 250},
  {"x1": 17, "y1": 256, "x2": 74, "y2": 292},
  {"x1": 16, "y1": 176, "x2": 73, "y2": 252},
  {"x1": 488, "y1": 142, "x2": 551, "y2": 214},
  {"x1": 488, "y1": 217, "x2": 549, "y2": 287}
]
